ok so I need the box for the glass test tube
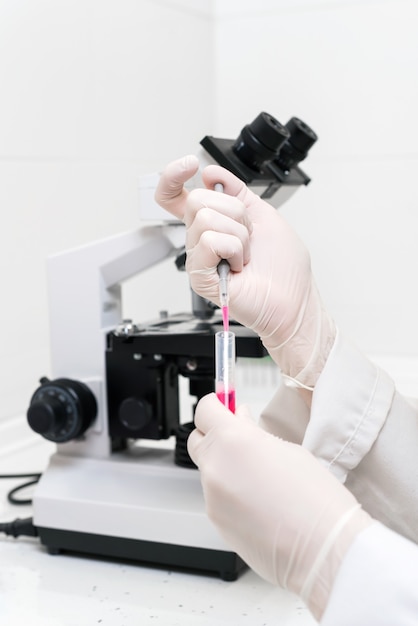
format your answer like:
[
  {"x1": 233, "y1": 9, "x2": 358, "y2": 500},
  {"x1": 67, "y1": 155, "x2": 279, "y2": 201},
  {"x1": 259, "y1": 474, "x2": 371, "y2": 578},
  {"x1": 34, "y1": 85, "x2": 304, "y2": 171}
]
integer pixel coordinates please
[{"x1": 215, "y1": 330, "x2": 236, "y2": 413}]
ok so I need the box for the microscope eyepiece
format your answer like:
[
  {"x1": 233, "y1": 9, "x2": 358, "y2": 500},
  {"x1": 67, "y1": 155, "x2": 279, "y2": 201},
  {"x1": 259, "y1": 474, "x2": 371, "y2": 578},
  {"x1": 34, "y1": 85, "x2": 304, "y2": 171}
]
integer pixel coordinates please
[
  {"x1": 232, "y1": 112, "x2": 290, "y2": 172},
  {"x1": 200, "y1": 110, "x2": 317, "y2": 203},
  {"x1": 274, "y1": 117, "x2": 318, "y2": 171}
]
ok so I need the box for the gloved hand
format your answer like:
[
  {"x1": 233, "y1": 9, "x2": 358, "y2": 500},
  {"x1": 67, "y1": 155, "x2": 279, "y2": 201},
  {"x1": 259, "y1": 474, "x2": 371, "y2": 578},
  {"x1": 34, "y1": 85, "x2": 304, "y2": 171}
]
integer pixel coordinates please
[
  {"x1": 155, "y1": 155, "x2": 336, "y2": 390},
  {"x1": 188, "y1": 393, "x2": 373, "y2": 620}
]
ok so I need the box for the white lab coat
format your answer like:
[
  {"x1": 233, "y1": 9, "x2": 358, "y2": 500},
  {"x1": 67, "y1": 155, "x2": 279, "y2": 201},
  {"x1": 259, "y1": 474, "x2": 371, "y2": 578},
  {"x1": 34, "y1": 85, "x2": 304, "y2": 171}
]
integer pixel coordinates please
[{"x1": 260, "y1": 330, "x2": 418, "y2": 623}]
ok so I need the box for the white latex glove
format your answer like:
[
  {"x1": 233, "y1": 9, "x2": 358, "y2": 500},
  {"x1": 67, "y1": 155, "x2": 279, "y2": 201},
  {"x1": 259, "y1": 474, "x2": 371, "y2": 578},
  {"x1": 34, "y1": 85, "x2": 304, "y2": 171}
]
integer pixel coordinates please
[
  {"x1": 155, "y1": 155, "x2": 336, "y2": 390},
  {"x1": 188, "y1": 393, "x2": 373, "y2": 620}
]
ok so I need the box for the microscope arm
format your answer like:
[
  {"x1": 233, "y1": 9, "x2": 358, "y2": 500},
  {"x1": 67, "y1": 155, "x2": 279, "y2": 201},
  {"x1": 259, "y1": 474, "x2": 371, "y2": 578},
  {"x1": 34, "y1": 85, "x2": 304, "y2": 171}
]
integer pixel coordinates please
[
  {"x1": 43, "y1": 223, "x2": 185, "y2": 458},
  {"x1": 47, "y1": 224, "x2": 184, "y2": 375}
]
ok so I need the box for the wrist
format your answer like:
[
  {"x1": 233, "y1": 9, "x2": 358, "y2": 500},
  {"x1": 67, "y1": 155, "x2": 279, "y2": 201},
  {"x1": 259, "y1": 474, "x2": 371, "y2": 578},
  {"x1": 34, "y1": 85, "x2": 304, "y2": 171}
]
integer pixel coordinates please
[
  {"x1": 302, "y1": 508, "x2": 373, "y2": 620},
  {"x1": 262, "y1": 280, "x2": 336, "y2": 389}
]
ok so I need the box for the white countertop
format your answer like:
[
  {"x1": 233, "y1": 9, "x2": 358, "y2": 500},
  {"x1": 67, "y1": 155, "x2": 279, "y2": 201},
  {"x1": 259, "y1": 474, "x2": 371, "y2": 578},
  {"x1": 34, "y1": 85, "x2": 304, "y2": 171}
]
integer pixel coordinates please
[{"x1": 0, "y1": 420, "x2": 317, "y2": 626}]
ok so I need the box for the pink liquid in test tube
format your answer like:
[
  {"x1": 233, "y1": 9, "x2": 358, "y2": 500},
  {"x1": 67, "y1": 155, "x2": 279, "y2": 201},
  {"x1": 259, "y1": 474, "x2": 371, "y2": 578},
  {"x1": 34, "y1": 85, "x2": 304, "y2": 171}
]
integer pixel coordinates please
[
  {"x1": 215, "y1": 330, "x2": 235, "y2": 413},
  {"x1": 216, "y1": 388, "x2": 236, "y2": 413}
]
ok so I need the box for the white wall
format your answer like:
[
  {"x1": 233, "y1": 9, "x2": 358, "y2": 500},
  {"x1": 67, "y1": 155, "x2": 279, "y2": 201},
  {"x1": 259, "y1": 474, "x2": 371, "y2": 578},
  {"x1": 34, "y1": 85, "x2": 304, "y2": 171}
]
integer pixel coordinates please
[
  {"x1": 0, "y1": 0, "x2": 214, "y2": 419},
  {"x1": 213, "y1": 0, "x2": 418, "y2": 366},
  {"x1": 2, "y1": 0, "x2": 418, "y2": 421}
]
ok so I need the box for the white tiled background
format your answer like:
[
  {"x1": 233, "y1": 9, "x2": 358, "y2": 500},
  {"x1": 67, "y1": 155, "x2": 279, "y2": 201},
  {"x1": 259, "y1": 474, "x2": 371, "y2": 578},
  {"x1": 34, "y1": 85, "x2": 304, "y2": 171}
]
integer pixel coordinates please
[{"x1": 1, "y1": 0, "x2": 418, "y2": 421}]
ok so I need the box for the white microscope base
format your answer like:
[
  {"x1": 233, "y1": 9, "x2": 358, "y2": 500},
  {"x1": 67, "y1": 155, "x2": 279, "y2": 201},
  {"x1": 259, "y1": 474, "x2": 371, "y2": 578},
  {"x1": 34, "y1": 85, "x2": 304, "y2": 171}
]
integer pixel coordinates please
[{"x1": 33, "y1": 447, "x2": 245, "y2": 581}]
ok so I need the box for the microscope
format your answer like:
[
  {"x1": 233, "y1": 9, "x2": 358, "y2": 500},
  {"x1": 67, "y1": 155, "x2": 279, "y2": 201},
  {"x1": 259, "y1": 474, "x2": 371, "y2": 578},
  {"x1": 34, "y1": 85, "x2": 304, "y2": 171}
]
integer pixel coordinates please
[{"x1": 26, "y1": 112, "x2": 317, "y2": 580}]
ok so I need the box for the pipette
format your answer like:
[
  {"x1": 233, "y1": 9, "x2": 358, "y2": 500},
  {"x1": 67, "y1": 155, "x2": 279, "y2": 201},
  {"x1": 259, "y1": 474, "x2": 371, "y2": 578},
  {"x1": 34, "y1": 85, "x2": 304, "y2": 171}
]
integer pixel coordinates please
[
  {"x1": 217, "y1": 259, "x2": 230, "y2": 331},
  {"x1": 214, "y1": 182, "x2": 236, "y2": 412},
  {"x1": 214, "y1": 182, "x2": 230, "y2": 332}
]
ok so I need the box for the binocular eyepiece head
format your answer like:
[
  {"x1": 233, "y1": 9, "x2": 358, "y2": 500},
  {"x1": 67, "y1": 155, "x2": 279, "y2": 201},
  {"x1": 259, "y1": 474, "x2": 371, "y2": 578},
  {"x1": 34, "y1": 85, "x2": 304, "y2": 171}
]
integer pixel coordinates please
[
  {"x1": 232, "y1": 111, "x2": 317, "y2": 173},
  {"x1": 232, "y1": 112, "x2": 289, "y2": 171},
  {"x1": 200, "y1": 110, "x2": 317, "y2": 204}
]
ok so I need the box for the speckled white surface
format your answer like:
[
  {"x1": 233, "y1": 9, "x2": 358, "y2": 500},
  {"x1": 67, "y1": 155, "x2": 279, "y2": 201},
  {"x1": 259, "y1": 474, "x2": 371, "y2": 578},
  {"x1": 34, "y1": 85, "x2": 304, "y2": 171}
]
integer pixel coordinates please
[{"x1": 0, "y1": 427, "x2": 317, "y2": 626}]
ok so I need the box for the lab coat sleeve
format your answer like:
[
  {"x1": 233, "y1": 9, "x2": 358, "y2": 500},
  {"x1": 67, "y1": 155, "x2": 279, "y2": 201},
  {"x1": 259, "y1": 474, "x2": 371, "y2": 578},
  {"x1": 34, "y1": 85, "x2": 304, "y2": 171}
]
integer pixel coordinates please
[
  {"x1": 302, "y1": 329, "x2": 395, "y2": 483},
  {"x1": 303, "y1": 330, "x2": 418, "y2": 543},
  {"x1": 321, "y1": 522, "x2": 418, "y2": 625},
  {"x1": 259, "y1": 375, "x2": 310, "y2": 445},
  {"x1": 259, "y1": 330, "x2": 418, "y2": 543}
]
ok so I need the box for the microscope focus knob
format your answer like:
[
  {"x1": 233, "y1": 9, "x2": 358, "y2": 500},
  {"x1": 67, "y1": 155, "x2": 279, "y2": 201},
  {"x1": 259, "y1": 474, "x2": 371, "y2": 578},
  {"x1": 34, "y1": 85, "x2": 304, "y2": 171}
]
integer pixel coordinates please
[
  {"x1": 118, "y1": 397, "x2": 152, "y2": 432},
  {"x1": 27, "y1": 377, "x2": 97, "y2": 443}
]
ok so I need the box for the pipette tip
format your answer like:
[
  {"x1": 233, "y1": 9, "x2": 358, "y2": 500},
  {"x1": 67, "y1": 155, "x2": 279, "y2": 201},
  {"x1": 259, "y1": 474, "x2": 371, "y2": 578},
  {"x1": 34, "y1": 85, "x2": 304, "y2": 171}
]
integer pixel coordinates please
[{"x1": 217, "y1": 259, "x2": 230, "y2": 309}]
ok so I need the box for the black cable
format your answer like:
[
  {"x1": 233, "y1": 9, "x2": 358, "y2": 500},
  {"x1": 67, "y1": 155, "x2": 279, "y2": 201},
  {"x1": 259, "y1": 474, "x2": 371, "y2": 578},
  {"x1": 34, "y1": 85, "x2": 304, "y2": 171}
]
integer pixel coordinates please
[
  {"x1": 0, "y1": 473, "x2": 42, "y2": 505},
  {"x1": 0, "y1": 517, "x2": 38, "y2": 537},
  {"x1": 0, "y1": 474, "x2": 40, "y2": 540},
  {"x1": 7, "y1": 478, "x2": 41, "y2": 505}
]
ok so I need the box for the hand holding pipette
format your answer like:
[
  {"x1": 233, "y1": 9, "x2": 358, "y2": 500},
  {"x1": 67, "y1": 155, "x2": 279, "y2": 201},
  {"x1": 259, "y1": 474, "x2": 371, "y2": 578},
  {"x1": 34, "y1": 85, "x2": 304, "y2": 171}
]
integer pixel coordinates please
[{"x1": 155, "y1": 156, "x2": 335, "y2": 392}]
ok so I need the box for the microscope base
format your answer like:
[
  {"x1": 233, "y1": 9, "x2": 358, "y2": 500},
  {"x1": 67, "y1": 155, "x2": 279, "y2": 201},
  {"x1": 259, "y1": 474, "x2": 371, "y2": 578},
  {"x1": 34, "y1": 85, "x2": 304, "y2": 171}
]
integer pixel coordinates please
[
  {"x1": 37, "y1": 526, "x2": 246, "y2": 581},
  {"x1": 33, "y1": 448, "x2": 246, "y2": 581}
]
